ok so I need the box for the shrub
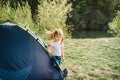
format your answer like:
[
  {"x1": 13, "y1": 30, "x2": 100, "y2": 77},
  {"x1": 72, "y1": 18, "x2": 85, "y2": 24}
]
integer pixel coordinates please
[
  {"x1": 109, "y1": 11, "x2": 120, "y2": 36},
  {"x1": 36, "y1": 0, "x2": 72, "y2": 37},
  {"x1": 0, "y1": 2, "x2": 35, "y2": 31}
]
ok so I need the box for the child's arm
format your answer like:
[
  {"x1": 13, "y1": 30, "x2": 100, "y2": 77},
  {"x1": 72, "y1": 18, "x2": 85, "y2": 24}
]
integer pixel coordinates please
[
  {"x1": 47, "y1": 44, "x2": 51, "y2": 48},
  {"x1": 61, "y1": 43, "x2": 64, "y2": 62},
  {"x1": 47, "y1": 44, "x2": 51, "y2": 54},
  {"x1": 61, "y1": 49, "x2": 64, "y2": 62}
]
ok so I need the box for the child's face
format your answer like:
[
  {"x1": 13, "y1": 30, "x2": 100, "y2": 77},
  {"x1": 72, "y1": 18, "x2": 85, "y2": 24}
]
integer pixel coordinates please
[{"x1": 55, "y1": 35, "x2": 62, "y2": 41}]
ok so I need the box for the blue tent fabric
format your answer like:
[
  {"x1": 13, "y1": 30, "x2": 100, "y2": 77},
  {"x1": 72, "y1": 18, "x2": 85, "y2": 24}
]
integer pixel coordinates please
[{"x1": 0, "y1": 22, "x2": 63, "y2": 80}]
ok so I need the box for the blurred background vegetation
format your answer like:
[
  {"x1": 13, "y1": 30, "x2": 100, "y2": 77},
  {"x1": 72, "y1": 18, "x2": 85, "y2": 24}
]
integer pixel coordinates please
[
  {"x1": 0, "y1": 0, "x2": 120, "y2": 37},
  {"x1": 0, "y1": 1, "x2": 120, "y2": 80}
]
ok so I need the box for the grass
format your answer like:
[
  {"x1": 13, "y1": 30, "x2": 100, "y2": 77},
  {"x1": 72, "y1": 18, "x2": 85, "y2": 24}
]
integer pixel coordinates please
[{"x1": 60, "y1": 31, "x2": 120, "y2": 80}]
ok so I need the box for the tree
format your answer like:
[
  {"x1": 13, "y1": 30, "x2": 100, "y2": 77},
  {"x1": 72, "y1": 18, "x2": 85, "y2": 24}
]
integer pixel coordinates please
[{"x1": 67, "y1": 0, "x2": 119, "y2": 30}]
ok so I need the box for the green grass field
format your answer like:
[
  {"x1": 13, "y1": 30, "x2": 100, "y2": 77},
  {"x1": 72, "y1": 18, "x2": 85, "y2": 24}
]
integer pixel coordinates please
[{"x1": 61, "y1": 31, "x2": 120, "y2": 80}]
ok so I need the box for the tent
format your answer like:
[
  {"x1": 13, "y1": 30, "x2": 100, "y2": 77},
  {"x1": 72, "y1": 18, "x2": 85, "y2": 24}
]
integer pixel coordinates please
[{"x1": 0, "y1": 22, "x2": 64, "y2": 80}]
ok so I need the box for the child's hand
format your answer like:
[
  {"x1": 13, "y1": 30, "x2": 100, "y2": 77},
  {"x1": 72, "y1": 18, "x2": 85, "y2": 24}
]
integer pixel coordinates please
[{"x1": 62, "y1": 57, "x2": 64, "y2": 62}]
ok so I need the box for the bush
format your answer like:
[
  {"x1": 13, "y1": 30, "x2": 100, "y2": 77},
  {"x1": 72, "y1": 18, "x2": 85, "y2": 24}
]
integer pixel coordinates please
[
  {"x1": 36, "y1": 0, "x2": 72, "y2": 37},
  {"x1": 109, "y1": 11, "x2": 120, "y2": 36},
  {"x1": 0, "y1": 2, "x2": 35, "y2": 31},
  {"x1": 0, "y1": 0, "x2": 72, "y2": 38}
]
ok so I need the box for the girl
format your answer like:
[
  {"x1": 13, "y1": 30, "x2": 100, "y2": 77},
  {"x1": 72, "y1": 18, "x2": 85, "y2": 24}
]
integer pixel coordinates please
[
  {"x1": 46, "y1": 29, "x2": 68, "y2": 77},
  {"x1": 46, "y1": 28, "x2": 64, "y2": 65}
]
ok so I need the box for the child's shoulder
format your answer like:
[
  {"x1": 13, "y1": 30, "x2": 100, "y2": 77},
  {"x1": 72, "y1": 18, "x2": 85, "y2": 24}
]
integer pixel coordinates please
[
  {"x1": 50, "y1": 40, "x2": 55, "y2": 43},
  {"x1": 49, "y1": 40, "x2": 55, "y2": 45}
]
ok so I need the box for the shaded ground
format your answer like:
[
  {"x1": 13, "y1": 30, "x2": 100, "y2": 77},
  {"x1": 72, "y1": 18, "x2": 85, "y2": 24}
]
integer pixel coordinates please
[{"x1": 71, "y1": 30, "x2": 113, "y2": 39}]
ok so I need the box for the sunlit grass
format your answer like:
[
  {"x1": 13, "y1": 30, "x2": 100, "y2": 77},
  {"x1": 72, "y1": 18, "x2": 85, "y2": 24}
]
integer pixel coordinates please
[{"x1": 61, "y1": 37, "x2": 120, "y2": 80}]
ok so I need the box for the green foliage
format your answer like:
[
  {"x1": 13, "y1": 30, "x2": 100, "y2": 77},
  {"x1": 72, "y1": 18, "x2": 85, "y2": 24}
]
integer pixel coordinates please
[
  {"x1": 0, "y1": 0, "x2": 72, "y2": 38},
  {"x1": 69, "y1": 0, "x2": 118, "y2": 30},
  {"x1": 1, "y1": 0, "x2": 120, "y2": 36},
  {"x1": 0, "y1": 2, "x2": 35, "y2": 31},
  {"x1": 37, "y1": 0, "x2": 72, "y2": 37},
  {"x1": 109, "y1": 11, "x2": 120, "y2": 36}
]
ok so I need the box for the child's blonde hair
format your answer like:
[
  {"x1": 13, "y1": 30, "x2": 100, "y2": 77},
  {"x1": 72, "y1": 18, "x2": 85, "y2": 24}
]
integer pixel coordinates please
[{"x1": 46, "y1": 28, "x2": 64, "y2": 44}]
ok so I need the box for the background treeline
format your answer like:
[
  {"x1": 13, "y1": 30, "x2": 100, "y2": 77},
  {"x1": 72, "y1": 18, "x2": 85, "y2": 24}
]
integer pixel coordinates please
[
  {"x1": 0, "y1": 0, "x2": 120, "y2": 37},
  {"x1": 68, "y1": 0, "x2": 120, "y2": 30}
]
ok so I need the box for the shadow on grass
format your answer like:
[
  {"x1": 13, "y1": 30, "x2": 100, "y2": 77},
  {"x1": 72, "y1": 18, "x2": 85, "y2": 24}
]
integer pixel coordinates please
[{"x1": 71, "y1": 30, "x2": 114, "y2": 39}]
